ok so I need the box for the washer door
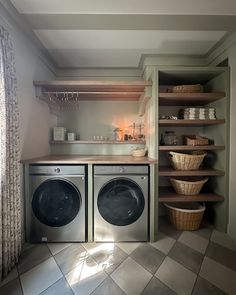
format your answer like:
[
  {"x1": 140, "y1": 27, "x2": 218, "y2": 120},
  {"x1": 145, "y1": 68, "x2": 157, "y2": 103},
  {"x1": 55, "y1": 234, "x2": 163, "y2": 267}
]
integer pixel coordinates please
[
  {"x1": 97, "y1": 178, "x2": 145, "y2": 226},
  {"x1": 32, "y1": 178, "x2": 81, "y2": 227}
]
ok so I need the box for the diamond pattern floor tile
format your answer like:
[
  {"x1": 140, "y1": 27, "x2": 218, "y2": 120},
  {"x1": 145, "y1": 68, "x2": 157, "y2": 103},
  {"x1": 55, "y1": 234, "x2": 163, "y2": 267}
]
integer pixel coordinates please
[
  {"x1": 40, "y1": 277, "x2": 74, "y2": 295},
  {"x1": 168, "y1": 241, "x2": 204, "y2": 273},
  {"x1": 20, "y1": 257, "x2": 62, "y2": 295},
  {"x1": 65, "y1": 256, "x2": 107, "y2": 295},
  {"x1": 0, "y1": 267, "x2": 18, "y2": 288},
  {"x1": 206, "y1": 241, "x2": 236, "y2": 271},
  {"x1": 54, "y1": 243, "x2": 88, "y2": 275},
  {"x1": 111, "y1": 257, "x2": 152, "y2": 295},
  {"x1": 0, "y1": 278, "x2": 23, "y2": 295},
  {"x1": 130, "y1": 243, "x2": 165, "y2": 274},
  {"x1": 17, "y1": 244, "x2": 51, "y2": 274},
  {"x1": 155, "y1": 257, "x2": 197, "y2": 295},
  {"x1": 88, "y1": 244, "x2": 128, "y2": 274},
  {"x1": 192, "y1": 276, "x2": 227, "y2": 295},
  {"x1": 141, "y1": 277, "x2": 176, "y2": 295},
  {"x1": 91, "y1": 277, "x2": 125, "y2": 295},
  {"x1": 158, "y1": 217, "x2": 182, "y2": 240},
  {"x1": 178, "y1": 231, "x2": 209, "y2": 254},
  {"x1": 47, "y1": 243, "x2": 72, "y2": 256},
  {"x1": 211, "y1": 230, "x2": 236, "y2": 252},
  {"x1": 149, "y1": 232, "x2": 176, "y2": 255},
  {"x1": 116, "y1": 242, "x2": 141, "y2": 255},
  {"x1": 200, "y1": 256, "x2": 236, "y2": 295}
]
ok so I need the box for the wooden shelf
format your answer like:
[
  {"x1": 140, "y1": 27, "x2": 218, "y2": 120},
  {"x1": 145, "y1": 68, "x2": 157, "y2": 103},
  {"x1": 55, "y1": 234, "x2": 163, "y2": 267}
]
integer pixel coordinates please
[
  {"x1": 159, "y1": 119, "x2": 225, "y2": 126},
  {"x1": 159, "y1": 166, "x2": 225, "y2": 176},
  {"x1": 159, "y1": 187, "x2": 224, "y2": 202},
  {"x1": 34, "y1": 80, "x2": 152, "y2": 101},
  {"x1": 159, "y1": 145, "x2": 225, "y2": 151},
  {"x1": 159, "y1": 92, "x2": 225, "y2": 106},
  {"x1": 50, "y1": 140, "x2": 146, "y2": 144}
]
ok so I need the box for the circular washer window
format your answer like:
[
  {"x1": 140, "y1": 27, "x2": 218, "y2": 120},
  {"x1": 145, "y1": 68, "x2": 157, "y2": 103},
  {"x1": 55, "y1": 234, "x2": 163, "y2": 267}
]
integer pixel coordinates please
[
  {"x1": 97, "y1": 178, "x2": 145, "y2": 226},
  {"x1": 32, "y1": 179, "x2": 81, "y2": 227}
]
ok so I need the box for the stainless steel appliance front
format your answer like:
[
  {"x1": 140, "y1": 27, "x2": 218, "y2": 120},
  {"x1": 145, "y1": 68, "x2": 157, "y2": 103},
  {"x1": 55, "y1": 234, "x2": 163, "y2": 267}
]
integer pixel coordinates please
[
  {"x1": 94, "y1": 165, "x2": 149, "y2": 242},
  {"x1": 27, "y1": 165, "x2": 86, "y2": 242}
]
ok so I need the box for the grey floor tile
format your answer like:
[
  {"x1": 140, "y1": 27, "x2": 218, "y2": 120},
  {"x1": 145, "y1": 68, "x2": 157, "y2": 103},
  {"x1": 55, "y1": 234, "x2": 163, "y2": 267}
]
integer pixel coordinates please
[
  {"x1": 155, "y1": 257, "x2": 197, "y2": 295},
  {"x1": 111, "y1": 257, "x2": 152, "y2": 295},
  {"x1": 40, "y1": 277, "x2": 74, "y2": 295},
  {"x1": 89, "y1": 244, "x2": 128, "y2": 274},
  {"x1": 194, "y1": 225, "x2": 213, "y2": 240},
  {"x1": 91, "y1": 277, "x2": 125, "y2": 295},
  {"x1": 141, "y1": 277, "x2": 176, "y2": 295},
  {"x1": 192, "y1": 276, "x2": 227, "y2": 295},
  {"x1": 211, "y1": 230, "x2": 236, "y2": 252},
  {"x1": 158, "y1": 217, "x2": 182, "y2": 240},
  {"x1": 130, "y1": 243, "x2": 165, "y2": 274},
  {"x1": 116, "y1": 242, "x2": 141, "y2": 255},
  {"x1": 0, "y1": 267, "x2": 18, "y2": 287},
  {"x1": 47, "y1": 243, "x2": 72, "y2": 256},
  {"x1": 149, "y1": 232, "x2": 176, "y2": 255},
  {"x1": 0, "y1": 278, "x2": 23, "y2": 295},
  {"x1": 168, "y1": 241, "x2": 204, "y2": 273},
  {"x1": 17, "y1": 244, "x2": 51, "y2": 274},
  {"x1": 178, "y1": 231, "x2": 209, "y2": 254},
  {"x1": 206, "y1": 241, "x2": 236, "y2": 271},
  {"x1": 20, "y1": 257, "x2": 62, "y2": 295},
  {"x1": 200, "y1": 256, "x2": 236, "y2": 295},
  {"x1": 65, "y1": 256, "x2": 107, "y2": 295},
  {"x1": 54, "y1": 243, "x2": 88, "y2": 275}
]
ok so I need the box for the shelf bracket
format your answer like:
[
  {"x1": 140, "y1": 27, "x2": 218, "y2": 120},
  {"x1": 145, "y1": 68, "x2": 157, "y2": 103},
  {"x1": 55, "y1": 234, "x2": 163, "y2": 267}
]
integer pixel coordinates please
[
  {"x1": 35, "y1": 86, "x2": 60, "y2": 115},
  {"x1": 138, "y1": 86, "x2": 152, "y2": 117}
]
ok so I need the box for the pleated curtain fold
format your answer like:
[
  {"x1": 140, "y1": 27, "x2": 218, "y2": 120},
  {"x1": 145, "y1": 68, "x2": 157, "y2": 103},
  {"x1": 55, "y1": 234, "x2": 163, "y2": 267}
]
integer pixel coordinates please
[{"x1": 0, "y1": 25, "x2": 22, "y2": 281}]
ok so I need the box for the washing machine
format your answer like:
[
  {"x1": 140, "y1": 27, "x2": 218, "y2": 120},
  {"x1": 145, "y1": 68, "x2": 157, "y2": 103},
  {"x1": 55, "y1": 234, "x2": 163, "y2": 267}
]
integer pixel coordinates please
[
  {"x1": 94, "y1": 165, "x2": 149, "y2": 242},
  {"x1": 27, "y1": 165, "x2": 86, "y2": 242}
]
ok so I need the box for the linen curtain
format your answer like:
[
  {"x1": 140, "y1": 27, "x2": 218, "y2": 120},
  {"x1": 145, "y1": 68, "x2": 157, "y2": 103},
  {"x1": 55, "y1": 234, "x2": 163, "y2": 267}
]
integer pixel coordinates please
[{"x1": 0, "y1": 25, "x2": 21, "y2": 281}]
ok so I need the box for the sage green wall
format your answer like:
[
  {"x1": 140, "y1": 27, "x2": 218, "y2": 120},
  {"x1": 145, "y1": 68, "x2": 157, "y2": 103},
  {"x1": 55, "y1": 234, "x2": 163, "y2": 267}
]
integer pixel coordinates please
[{"x1": 226, "y1": 44, "x2": 236, "y2": 240}]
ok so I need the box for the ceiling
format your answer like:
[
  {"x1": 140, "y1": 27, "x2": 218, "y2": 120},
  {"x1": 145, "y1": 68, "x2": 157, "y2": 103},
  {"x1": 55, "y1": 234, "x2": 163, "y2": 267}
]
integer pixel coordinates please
[{"x1": 9, "y1": 0, "x2": 236, "y2": 68}]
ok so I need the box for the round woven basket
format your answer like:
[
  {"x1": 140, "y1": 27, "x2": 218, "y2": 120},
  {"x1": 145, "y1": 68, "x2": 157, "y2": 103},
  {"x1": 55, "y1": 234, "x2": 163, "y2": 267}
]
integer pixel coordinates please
[
  {"x1": 169, "y1": 151, "x2": 207, "y2": 170},
  {"x1": 170, "y1": 177, "x2": 208, "y2": 195},
  {"x1": 164, "y1": 202, "x2": 205, "y2": 231}
]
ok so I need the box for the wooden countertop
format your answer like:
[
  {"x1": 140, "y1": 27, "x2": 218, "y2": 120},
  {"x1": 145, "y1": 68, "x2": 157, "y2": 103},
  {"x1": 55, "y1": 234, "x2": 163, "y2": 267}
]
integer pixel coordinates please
[{"x1": 21, "y1": 155, "x2": 157, "y2": 164}]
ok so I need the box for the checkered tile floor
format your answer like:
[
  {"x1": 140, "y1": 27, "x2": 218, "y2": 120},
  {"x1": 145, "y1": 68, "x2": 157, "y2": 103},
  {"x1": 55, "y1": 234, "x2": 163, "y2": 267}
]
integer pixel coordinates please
[{"x1": 1, "y1": 218, "x2": 236, "y2": 295}]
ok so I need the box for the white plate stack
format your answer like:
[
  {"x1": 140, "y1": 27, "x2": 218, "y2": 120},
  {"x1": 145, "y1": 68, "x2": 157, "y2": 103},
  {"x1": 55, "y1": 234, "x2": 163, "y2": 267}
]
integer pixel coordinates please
[{"x1": 179, "y1": 108, "x2": 216, "y2": 120}]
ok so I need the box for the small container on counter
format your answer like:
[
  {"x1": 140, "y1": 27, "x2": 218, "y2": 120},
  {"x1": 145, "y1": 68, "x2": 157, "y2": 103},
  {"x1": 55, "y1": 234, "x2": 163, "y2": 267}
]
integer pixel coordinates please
[
  {"x1": 53, "y1": 127, "x2": 66, "y2": 141},
  {"x1": 67, "y1": 132, "x2": 76, "y2": 141}
]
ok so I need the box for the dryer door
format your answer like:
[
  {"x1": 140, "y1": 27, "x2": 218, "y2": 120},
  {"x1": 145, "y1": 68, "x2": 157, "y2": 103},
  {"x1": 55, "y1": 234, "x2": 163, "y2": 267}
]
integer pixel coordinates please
[
  {"x1": 97, "y1": 178, "x2": 145, "y2": 226},
  {"x1": 32, "y1": 178, "x2": 81, "y2": 227}
]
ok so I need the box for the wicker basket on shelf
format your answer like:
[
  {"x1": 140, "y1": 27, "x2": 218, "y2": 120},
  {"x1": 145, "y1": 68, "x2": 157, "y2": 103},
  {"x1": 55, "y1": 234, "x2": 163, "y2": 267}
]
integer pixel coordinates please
[
  {"x1": 185, "y1": 135, "x2": 209, "y2": 146},
  {"x1": 164, "y1": 202, "x2": 205, "y2": 230},
  {"x1": 170, "y1": 177, "x2": 208, "y2": 195},
  {"x1": 169, "y1": 151, "x2": 207, "y2": 170},
  {"x1": 172, "y1": 84, "x2": 203, "y2": 93}
]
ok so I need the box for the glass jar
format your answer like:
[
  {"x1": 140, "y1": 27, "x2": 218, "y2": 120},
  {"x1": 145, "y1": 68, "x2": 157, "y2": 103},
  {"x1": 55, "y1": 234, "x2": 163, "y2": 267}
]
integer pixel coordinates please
[{"x1": 164, "y1": 131, "x2": 177, "y2": 145}]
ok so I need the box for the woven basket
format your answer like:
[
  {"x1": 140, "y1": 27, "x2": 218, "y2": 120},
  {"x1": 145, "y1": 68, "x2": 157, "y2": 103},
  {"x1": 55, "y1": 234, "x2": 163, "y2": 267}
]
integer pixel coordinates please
[
  {"x1": 169, "y1": 151, "x2": 207, "y2": 170},
  {"x1": 185, "y1": 135, "x2": 209, "y2": 146},
  {"x1": 172, "y1": 84, "x2": 203, "y2": 93},
  {"x1": 164, "y1": 202, "x2": 205, "y2": 230},
  {"x1": 170, "y1": 177, "x2": 208, "y2": 195}
]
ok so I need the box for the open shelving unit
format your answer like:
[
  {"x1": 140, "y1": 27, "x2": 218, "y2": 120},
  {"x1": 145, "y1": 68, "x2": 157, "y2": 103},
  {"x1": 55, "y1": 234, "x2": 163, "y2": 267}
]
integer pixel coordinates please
[
  {"x1": 50, "y1": 140, "x2": 145, "y2": 145},
  {"x1": 157, "y1": 67, "x2": 229, "y2": 231}
]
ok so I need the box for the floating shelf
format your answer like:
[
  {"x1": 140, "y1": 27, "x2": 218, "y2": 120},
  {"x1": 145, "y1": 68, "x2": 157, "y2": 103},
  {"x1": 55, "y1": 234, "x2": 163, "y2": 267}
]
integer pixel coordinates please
[
  {"x1": 159, "y1": 92, "x2": 225, "y2": 106},
  {"x1": 159, "y1": 187, "x2": 224, "y2": 202},
  {"x1": 159, "y1": 166, "x2": 225, "y2": 176},
  {"x1": 34, "y1": 80, "x2": 152, "y2": 114},
  {"x1": 50, "y1": 140, "x2": 146, "y2": 145},
  {"x1": 159, "y1": 119, "x2": 225, "y2": 126},
  {"x1": 159, "y1": 145, "x2": 225, "y2": 151}
]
